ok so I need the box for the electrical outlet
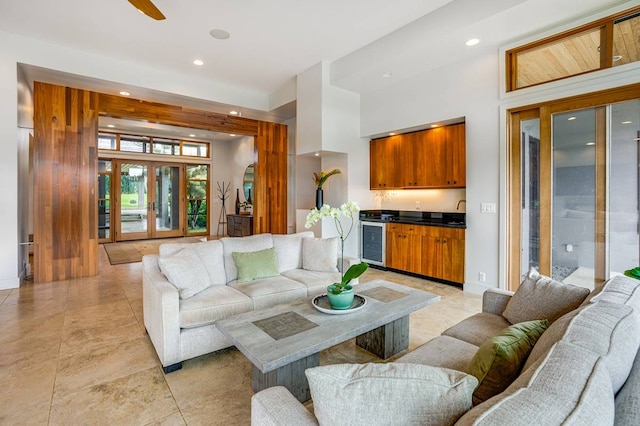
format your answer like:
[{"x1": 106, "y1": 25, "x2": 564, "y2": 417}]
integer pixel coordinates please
[
  {"x1": 415, "y1": 201, "x2": 421, "y2": 210},
  {"x1": 478, "y1": 272, "x2": 486, "y2": 282}
]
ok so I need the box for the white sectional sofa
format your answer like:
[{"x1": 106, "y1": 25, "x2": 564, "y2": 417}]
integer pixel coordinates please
[{"x1": 142, "y1": 231, "x2": 358, "y2": 373}]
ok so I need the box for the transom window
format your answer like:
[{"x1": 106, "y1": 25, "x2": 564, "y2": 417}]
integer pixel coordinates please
[
  {"x1": 98, "y1": 132, "x2": 209, "y2": 158},
  {"x1": 507, "y1": 7, "x2": 640, "y2": 91}
]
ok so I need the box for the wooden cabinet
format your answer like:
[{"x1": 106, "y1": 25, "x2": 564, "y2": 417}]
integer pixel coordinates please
[
  {"x1": 370, "y1": 135, "x2": 400, "y2": 189},
  {"x1": 369, "y1": 123, "x2": 466, "y2": 189},
  {"x1": 421, "y1": 226, "x2": 465, "y2": 284},
  {"x1": 227, "y1": 214, "x2": 254, "y2": 237},
  {"x1": 386, "y1": 223, "x2": 423, "y2": 274}
]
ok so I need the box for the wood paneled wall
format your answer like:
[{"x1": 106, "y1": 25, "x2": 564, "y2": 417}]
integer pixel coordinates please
[
  {"x1": 254, "y1": 121, "x2": 288, "y2": 234},
  {"x1": 33, "y1": 82, "x2": 99, "y2": 282}
]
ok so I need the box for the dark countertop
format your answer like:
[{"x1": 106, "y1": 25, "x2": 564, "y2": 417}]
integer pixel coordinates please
[{"x1": 359, "y1": 210, "x2": 466, "y2": 229}]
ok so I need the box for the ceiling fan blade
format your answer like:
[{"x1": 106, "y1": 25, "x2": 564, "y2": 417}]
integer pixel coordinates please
[{"x1": 128, "y1": 0, "x2": 166, "y2": 20}]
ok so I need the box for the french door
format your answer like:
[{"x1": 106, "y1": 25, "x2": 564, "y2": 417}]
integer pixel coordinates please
[
  {"x1": 114, "y1": 160, "x2": 184, "y2": 241},
  {"x1": 507, "y1": 85, "x2": 640, "y2": 291}
]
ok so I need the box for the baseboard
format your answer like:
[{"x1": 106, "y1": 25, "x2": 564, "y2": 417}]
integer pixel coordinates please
[{"x1": 0, "y1": 276, "x2": 20, "y2": 290}]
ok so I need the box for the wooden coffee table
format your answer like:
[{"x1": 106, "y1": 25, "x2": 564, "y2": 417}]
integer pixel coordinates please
[{"x1": 216, "y1": 279, "x2": 440, "y2": 401}]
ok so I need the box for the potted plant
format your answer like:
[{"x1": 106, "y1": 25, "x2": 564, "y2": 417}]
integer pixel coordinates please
[
  {"x1": 312, "y1": 169, "x2": 341, "y2": 209},
  {"x1": 305, "y1": 201, "x2": 368, "y2": 309}
]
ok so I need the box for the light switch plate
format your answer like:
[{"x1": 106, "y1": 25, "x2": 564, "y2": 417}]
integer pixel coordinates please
[{"x1": 481, "y1": 202, "x2": 496, "y2": 213}]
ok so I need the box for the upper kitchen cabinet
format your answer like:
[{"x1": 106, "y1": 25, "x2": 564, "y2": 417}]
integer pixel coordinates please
[
  {"x1": 369, "y1": 123, "x2": 466, "y2": 189},
  {"x1": 370, "y1": 134, "x2": 400, "y2": 189}
]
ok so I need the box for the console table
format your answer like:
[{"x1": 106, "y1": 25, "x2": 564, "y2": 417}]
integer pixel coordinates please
[{"x1": 227, "y1": 214, "x2": 254, "y2": 237}]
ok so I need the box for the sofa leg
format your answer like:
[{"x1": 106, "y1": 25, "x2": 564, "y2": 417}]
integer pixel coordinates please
[{"x1": 163, "y1": 362, "x2": 182, "y2": 374}]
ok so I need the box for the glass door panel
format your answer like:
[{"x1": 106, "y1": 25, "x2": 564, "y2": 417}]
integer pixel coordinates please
[
  {"x1": 521, "y1": 118, "x2": 541, "y2": 277},
  {"x1": 98, "y1": 159, "x2": 112, "y2": 242},
  {"x1": 154, "y1": 165, "x2": 182, "y2": 237},
  {"x1": 552, "y1": 109, "x2": 597, "y2": 289},
  {"x1": 119, "y1": 162, "x2": 149, "y2": 239},
  {"x1": 608, "y1": 100, "x2": 640, "y2": 277}
]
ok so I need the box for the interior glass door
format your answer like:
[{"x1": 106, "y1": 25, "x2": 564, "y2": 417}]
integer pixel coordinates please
[{"x1": 116, "y1": 161, "x2": 183, "y2": 240}]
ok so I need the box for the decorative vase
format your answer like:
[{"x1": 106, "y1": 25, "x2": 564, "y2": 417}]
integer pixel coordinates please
[
  {"x1": 247, "y1": 188, "x2": 252, "y2": 205},
  {"x1": 235, "y1": 188, "x2": 240, "y2": 214},
  {"x1": 316, "y1": 188, "x2": 323, "y2": 210},
  {"x1": 326, "y1": 284, "x2": 355, "y2": 310}
]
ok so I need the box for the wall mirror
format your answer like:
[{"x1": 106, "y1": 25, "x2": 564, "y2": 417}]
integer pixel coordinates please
[{"x1": 243, "y1": 164, "x2": 254, "y2": 203}]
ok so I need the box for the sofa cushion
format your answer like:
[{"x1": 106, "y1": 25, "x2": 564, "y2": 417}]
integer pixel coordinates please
[
  {"x1": 397, "y1": 335, "x2": 480, "y2": 372},
  {"x1": 221, "y1": 234, "x2": 274, "y2": 283},
  {"x1": 522, "y1": 301, "x2": 640, "y2": 394},
  {"x1": 281, "y1": 268, "x2": 341, "y2": 297},
  {"x1": 232, "y1": 247, "x2": 280, "y2": 283},
  {"x1": 179, "y1": 285, "x2": 253, "y2": 328},
  {"x1": 158, "y1": 248, "x2": 211, "y2": 299},
  {"x1": 585, "y1": 274, "x2": 640, "y2": 310},
  {"x1": 502, "y1": 268, "x2": 590, "y2": 325},
  {"x1": 228, "y1": 275, "x2": 307, "y2": 310},
  {"x1": 302, "y1": 237, "x2": 338, "y2": 273},
  {"x1": 306, "y1": 363, "x2": 477, "y2": 426},
  {"x1": 159, "y1": 240, "x2": 227, "y2": 286},
  {"x1": 442, "y1": 312, "x2": 511, "y2": 347},
  {"x1": 466, "y1": 319, "x2": 548, "y2": 404},
  {"x1": 457, "y1": 342, "x2": 615, "y2": 426},
  {"x1": 272, "y1": 231, "x2": 314, "y2": 272}
]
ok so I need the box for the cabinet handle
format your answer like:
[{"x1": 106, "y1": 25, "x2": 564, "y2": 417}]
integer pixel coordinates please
[
  {"x1": 436, "y1": 238, "x2": 440, "y2": 243},
  {"x1": 443, "y1": 239, "x2": 447, "y2": 243}
]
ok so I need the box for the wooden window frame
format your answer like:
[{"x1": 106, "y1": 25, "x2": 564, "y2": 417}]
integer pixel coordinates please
[{"x1": 506, "y1": 6, "x2": 640, "y2": 92}]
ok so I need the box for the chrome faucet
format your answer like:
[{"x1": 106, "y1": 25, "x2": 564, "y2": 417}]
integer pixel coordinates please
[{"x1": 456, "y1": 199, "x2": 466, "y2": 211}]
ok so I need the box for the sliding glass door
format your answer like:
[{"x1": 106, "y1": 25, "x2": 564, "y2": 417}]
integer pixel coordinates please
[{"x1": 508, "y1": 87, "x2": 640, "y2": 290}]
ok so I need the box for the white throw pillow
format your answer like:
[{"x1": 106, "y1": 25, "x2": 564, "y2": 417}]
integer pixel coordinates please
[
  {"x1": 157, "y1": 247, "x2": 211, "y2": 299},
  {"x1": 306, "y1": 363, "x2": 477, "y2": 426},
  {"x1": 160, "y1": 240, "x2": 226, "y2": 286},
  {"x1": 272, "y1": 231, "x2": 314, "y2": 272},
  {"x1": 302, "y1": 237, "x2": 338, "y2": 272}
]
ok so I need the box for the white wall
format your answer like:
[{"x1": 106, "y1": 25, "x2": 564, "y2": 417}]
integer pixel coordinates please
[{"x1": 360, "y1": 53, "x2": 501, "y2": 293}]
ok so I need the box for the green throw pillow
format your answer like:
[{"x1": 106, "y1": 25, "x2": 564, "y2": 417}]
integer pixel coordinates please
[
  {"x1": 232, "y1": 247, "x2": 280, "y2": 283},
  {"x1": 467, "y1": 319, "x2": 548, "y2": 404}
]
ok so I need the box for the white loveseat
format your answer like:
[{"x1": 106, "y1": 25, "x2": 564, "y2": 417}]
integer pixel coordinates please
[{"x1": 143, "y1": 231, "x2": 358, "y2": 373}]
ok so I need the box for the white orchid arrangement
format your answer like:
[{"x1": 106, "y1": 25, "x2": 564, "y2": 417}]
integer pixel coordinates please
[{"x1": 305, "y1": 201, "x2": 368, "y2": 293}]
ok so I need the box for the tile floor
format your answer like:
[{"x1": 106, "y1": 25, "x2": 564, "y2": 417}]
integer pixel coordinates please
[{"x1": 0, "y1": 247, "x2": 482, "y2": 425}]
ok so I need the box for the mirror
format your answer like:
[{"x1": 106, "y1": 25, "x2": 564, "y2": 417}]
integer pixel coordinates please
[{"x1": 243, "y1": 164, "x2": 254, "y2": 204}]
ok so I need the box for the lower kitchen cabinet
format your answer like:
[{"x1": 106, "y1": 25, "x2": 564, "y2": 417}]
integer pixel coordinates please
[
  {"x1": 386, "y1": 223, "x2": 423, "y2": 275},
  {"x1": 422, "y1": 226, "x2": 465, "y2": 284}
]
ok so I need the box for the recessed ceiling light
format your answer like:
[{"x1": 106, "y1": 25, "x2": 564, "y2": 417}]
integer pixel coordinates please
[
  {"x1": 613, "y1": 55, "x2": 623, "y2": 62},
  {"x1": 382, "y1": 72, "x2": 393, "y2": 78},
  {"x1": 107, "y1": 124, "x2": 115, "y2": 128},
  {"x1": 189, "y1": 134, "x2": 196, "y2": 137},
  {"x1": 210, "y1": 29, "x2": 230, "y2": 40},
  {"x1": 119, "y1": 91, "x2": 130, "y2": 96},
  {"x1": 389, "y1": 132, "x2": 396, "y2": 136},
  {"x1": 431, "y1": 124, "x2": 439, "y2": 128},
  {"x1": 229, "y1": 134, "x2": 236, "y2": 137},
  {"x1": 193, "y1": 59, "x2": 204, "y2": 66},
  {"x1": 568, "y1": 116, "x2": 576, "y2": 121},
  {"x1": 465, "y1": 38, "x2": 480, "y2": 47},
  {"x1": 622, "y1": 121, "x2": 633, "y2": 124},
  {"x1": 586, "y1": 142, "x2": 595, "y2": 146},
  {"x1": 314, "y1": 152, "x2": 320, "y2": 157},
  {"x1": 229, "y1": 110, "x2": 240, "y2": 116}
]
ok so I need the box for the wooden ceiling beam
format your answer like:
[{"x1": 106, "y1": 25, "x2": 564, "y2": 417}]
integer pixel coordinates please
[{"x1": 98, "y1": 93, "x2": 260, "y2": 136}]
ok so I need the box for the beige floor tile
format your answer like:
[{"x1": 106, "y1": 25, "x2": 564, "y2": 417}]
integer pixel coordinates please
[
  {"x1": 0, "y1": 400, "x2": 51, "y2": 425},
  {"x1": 145, "y1": 411, "x2": 187, "y2": 426},
  {"x1": 49, "y1": 367, "x2": 179, "y2": 425},
  {"x1": 54, "y1": 336, "x2": 159, "y2": 398}
]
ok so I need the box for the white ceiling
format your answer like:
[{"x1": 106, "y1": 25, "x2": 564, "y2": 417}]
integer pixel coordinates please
[{"x1": 1, "y1": 0, "x2": 635, "y2": 124}]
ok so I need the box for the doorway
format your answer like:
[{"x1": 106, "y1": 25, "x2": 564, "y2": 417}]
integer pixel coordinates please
[{"x1": 114, "y1": 160, "x2": 184, "y2": 241}]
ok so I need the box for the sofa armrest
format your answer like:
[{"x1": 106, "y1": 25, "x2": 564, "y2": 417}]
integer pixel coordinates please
[
  {"x1": 482, "y1": 288, "x2": 514, "y2": 316},
  {"x1": 142, "y1": 254, "x2": 182, "y2": 367},
  {"x1": 251, "y1": 387, "x2": 318, "y2": 426}
]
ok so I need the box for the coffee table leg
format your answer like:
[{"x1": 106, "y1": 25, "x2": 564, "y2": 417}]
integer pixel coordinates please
[
  {"x1": 356, "y1": 315, "x2": 409, "y2": 359},
  {"x1": 252, "y1": 352, "x2": 320, "y2": 402}
]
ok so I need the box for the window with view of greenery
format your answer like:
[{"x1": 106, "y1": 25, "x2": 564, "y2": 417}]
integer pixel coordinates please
[
  {"x1": 187, "y1": 165, "x2": 208, "y2": 235},
  {"x1": 507, "y1": 7, "x2": 640, "y2": 91},
  {"x1": 98, "y1": 132, "x2": 210, "y2": 159}
]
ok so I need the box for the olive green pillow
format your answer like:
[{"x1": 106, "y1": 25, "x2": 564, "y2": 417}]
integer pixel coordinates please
[
  {"x1": 232, "y1": 247, "x2": 280, "y2": 283},
  {"x1": 467, "y1": 319, "x2": 548, "y2": 404}
]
